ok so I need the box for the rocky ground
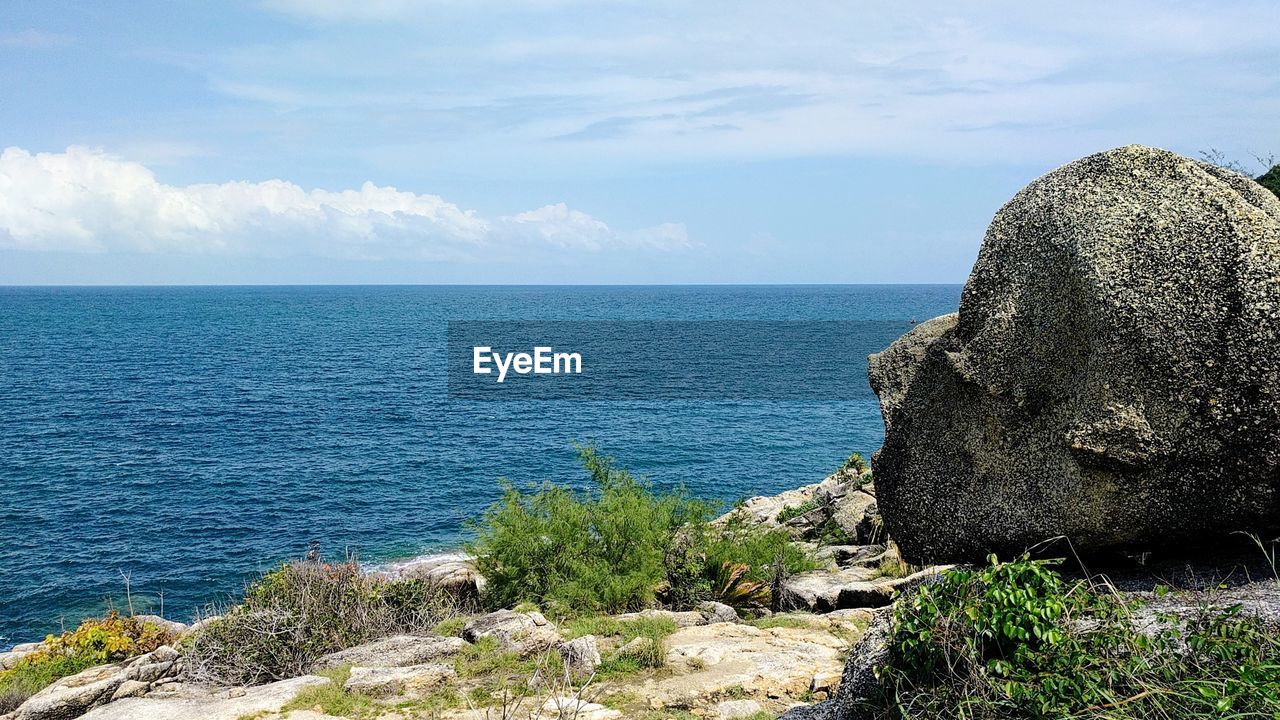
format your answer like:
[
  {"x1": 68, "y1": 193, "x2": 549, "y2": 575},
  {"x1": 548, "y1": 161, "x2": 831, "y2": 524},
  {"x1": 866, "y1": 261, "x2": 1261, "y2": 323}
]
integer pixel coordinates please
[{"x1": 1, "y1": 468, "x2": 939, "y2": 720}]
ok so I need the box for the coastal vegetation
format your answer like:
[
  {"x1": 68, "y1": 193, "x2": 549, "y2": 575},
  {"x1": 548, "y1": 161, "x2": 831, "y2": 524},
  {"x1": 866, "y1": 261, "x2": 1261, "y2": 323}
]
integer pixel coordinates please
[
  {"x1": 0, "y1": 612, "x2": 177, "y2": 712},
  {"x1": 864, "y1": 556, "x2": 1280, "y2": 719},
  {"x1": 466, "y1": 445, "x2": 817, "y2": 616},
  {"x1": 185, "y1": 559, "x2": 459, "y2": 685}
]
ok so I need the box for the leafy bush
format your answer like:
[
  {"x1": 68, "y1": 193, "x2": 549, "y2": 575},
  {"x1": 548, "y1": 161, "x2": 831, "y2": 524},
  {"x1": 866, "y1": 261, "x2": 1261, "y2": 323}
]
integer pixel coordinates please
[
  {"x1": 841, "y1": 452, "x2": 869, "y2": 475},
  {"x1": 185, "y1": 559, "x2": 454, "y2": 685},
  {"x1": 469, "y1": 446, "x2": 815, "y2": 614},
  {"x1": 776, "y1": 498, "x2": 821, "y2": 523},
  {"x1": 1260, "y1": 164, "x2": 1280, "y2": 198},
  {"x1": 873, "y1": 555, "x2": 1280, "y2": 719},
  {"x1": 0, "y1": 612, "x2": 177, "y2": 712}
]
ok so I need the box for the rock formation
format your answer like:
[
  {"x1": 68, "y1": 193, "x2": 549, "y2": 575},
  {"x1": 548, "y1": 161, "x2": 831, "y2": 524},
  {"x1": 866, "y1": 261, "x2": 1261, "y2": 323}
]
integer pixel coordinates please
[{"x1": 869, "y1": 145, "x2": 1280, "y2": 564}]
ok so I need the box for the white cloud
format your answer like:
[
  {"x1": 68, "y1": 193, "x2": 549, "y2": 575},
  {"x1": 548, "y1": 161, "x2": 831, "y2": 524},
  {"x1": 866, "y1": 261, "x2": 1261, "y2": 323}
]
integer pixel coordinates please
[
  {"x1": 0, "y1": 147, "x2": 687, "y2": 260},
  {"x1": 0, "y1": 29, "x2": 73, "y2": 48},
  {"x1": 199, "y1": 1, "x2": 1278, "y2": 169}
]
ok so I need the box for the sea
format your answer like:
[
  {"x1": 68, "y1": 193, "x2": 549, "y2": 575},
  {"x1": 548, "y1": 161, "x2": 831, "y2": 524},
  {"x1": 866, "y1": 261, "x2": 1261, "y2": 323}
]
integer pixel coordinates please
[{"x1": 0, "y1": 285, "x2": 960, "y2": 647}]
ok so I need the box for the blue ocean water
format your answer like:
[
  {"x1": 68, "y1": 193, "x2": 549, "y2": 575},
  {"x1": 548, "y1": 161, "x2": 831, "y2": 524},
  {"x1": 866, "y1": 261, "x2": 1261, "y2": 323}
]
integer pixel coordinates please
[{"x1": 0, "y1": 285, "x2": 959, "y2": 647}]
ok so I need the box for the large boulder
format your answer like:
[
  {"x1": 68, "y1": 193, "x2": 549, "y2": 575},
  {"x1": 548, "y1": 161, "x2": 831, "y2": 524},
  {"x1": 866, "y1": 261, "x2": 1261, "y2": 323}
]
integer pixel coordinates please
[{"x1": 869, "y1": 145, "x2": 1280, "y2": 565}]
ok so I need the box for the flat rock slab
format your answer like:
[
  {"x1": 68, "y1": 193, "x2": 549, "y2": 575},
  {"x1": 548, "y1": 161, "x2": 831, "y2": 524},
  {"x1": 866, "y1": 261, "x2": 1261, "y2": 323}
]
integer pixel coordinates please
[
  {"x1": 344, "y1": 663, "x2": 455, "y2": 697},
  {"x1": 310, "y1": 634, "x2": 468, "y2": 671},
  {"x1": 78, "y1": 675, "x2": 329, "y2": 720},
  {"x1": 632, "y1": 622, "x2": 854, "y2": 707}
]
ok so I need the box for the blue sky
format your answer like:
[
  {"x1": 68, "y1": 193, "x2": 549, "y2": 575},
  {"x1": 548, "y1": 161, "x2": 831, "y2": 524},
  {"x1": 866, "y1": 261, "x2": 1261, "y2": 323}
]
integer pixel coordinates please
[{"x1": 0, "y1": 0, "x2": 1276, "y2": 284}]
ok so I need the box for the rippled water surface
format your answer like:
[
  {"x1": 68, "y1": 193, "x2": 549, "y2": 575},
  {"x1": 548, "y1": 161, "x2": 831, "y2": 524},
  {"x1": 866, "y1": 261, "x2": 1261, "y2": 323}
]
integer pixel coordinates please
[{"x1": 0, "y1": 285, "x2": 959, "y2": 646}]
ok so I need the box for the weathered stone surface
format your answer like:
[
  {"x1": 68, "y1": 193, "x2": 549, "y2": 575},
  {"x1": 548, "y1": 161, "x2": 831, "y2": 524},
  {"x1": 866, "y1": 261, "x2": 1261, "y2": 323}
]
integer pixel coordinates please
[
  {"x1": 343, "y1": 663, "x2": 455, "y2": 697},
  {"x1": 779, "y1": 610, "x2": 892, "y2": 720},
  {"x1": 14, "y1": 646, "x2": 182, "y2": 720},
  {"x1": 781, "y1": 566, "x2": 950, "y2": 613},
  {"x1": 715, "y1": 698, "x2": 765, "y2": 719},
  {"x1": 869, "y1": 145, "x2": 1280, "y2": 565},
  {"x1": 780, "y1": 567, "x2": 879, "y2": 612},
  {"x1": 309, "y1": 634, "x2": 468, "y2": 671},
  {"x1": 107, "y1": 681, "x2": 149, "y2": 702},
  {"x1": 78, "y1": 675, "x2": 328, "y2": 720},
  {"x1": 131, "y1": 615, "x2": 189, "y2": 636},
  {"x1": 559, "y1": 635, "x2": 601, "y2": 678},
  {"x1": 462, "y1": 610, "x2": 559, "y2": 655},
  {"x1": 697, "y1": 601, "x2": 740, "y2": 624},
  {"x1": 0, "y1": 650, "x2": 34, "y2": 670},
  {"x1": 635, "y1": 622, "x2": 855, "y2": 708},
  {"x1": 388, "y1": 553, "x2": 486, "y2": 598},
  {"x1": 15, "y1": 663, "x2": 125, "y2": 720},
  {"x1": 831, "y1": 491, "x2": 880, "y2": 544}
]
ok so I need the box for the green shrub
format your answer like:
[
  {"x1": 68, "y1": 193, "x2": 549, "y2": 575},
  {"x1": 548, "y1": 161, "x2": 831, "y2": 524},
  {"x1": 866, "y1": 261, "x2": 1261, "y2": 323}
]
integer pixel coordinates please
[
  {"x1": 185, "y1": 559, "x2": 454, "y2": 685},
  {"x1": 469, "y1": 446, "x2": 815, "y2": 614},
  {"x1": 776, "y1": 498, "x2": 821, "y2": 523},
  {"x1": 1260, "y1": 164, "x2": 1280, "y2": 198},
  {"x1": 0, "y1": 612, "x2": 178, "y2": 712},
  {"x1": 841, "y1": 452, "x2": 869, "y2": 475},
  {"x1": 874, "y1": 555, "x2": 1280, "y2": 719}
]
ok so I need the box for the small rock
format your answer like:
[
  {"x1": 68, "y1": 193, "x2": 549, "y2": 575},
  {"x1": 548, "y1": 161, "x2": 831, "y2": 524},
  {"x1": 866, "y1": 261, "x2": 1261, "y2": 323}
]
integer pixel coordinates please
[
  {"x1": 393, "y1": 553, "x2": 486, "y2": 599},
  {"x1": 559, "y1": 635, "x2": 601, "y2": 678},
  {"x1": 131, "y1": 615, "x2": 189, "y2": 636},
  {"x1": 698, "y1": 601, "x2": 740, "y2": 624},
  {"x1": 109, "y1": 680, "x2": 150, "y2": 702},
  {"x1": 463, "y1": 610, "x2": 559, "y2": 655},
  {"x1": 343, "y1": 663, "x2": 455, "y2": 698}
]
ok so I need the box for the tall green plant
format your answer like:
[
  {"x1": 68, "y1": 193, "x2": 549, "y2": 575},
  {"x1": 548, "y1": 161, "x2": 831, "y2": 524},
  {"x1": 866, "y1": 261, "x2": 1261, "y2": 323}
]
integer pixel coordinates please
[{"x1": 468, "y1": 445, "x2": 714, "y2": 614}]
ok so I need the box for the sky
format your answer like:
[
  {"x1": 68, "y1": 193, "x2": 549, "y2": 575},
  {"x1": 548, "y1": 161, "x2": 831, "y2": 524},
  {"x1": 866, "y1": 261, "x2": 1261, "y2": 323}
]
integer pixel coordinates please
[{"x1": 0, "y1": 1, "x2": 1276, "y2": 284}]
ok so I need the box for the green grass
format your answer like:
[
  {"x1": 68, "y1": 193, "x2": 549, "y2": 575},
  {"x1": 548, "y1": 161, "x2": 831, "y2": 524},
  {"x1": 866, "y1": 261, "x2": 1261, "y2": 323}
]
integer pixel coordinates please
[
  {"x1": 430, "y1": 616, "x2": 467, "y2": 637},
  {"x1": 751, "y1": 614, "x2": 822, "y2": 631},
  {"x1": 280, "y1": 666, "x2": 379, "y2": 719},
  {"x1": 870, "y1": 555, "x2": 1280, "y2": 719}
]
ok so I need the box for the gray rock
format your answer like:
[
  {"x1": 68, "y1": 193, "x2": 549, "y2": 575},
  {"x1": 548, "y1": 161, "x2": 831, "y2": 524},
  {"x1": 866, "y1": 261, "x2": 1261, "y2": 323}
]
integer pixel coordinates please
[
  {"x1": 0, "y1": 650, "x2": 34, "y2": 671},
  {"x1": 14, "y1": 646, "x2": 182, "y2": 720},
  {"x1": 391, "y1": 553, "x2": 486, "y2": 599},
  {"x1": 558, "y1": 635, "x2": 601, "y2": 678},
  {"x1": 697, "y1": 601, "x2": 740, "y2": 624},
  {"x1": 342, "y1": 663, "x2": 455, "y2": 697},
  {"x1": 14, "y1": 663, "x2": 125, "y2": 720},
  {"x1": 130, "y1": 616, "x2": 188, "y2": 636},
  {"x1": 781, "y1": 566, "x2": 951, "y2": 613},
  {"x1": 78, "y1": 675, "x2": 328, "y2": 720},
  {"x1": 831, "y1": 491, "x2": 879, "y2": 544},
  {"x1": 869, "y1": 145, "x2": 1280, "y2": 565},
  {"x1": 309, "y1": 634, "x2": 468, "y2": 671},
  {"x1": 462, "y1": 610, "x2": 559, "y2": 655},
  {"x1": 107, "y1": 681, "x2": 149, "y2": 703}
]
